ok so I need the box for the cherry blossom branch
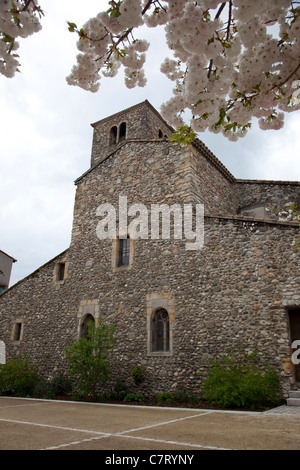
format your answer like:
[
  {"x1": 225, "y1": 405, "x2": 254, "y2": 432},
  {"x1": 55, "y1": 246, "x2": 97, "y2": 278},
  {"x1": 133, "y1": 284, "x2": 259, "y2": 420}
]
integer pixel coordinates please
[
  {"x1": 21, "y1": 0, "x2": 36, "y2": 12},
  {"x1": 272, "y1": 62, "x2": 300, "y2": 92},
  {"x1": 226, "y1": 0, "x2": 233, "y2": 41}
]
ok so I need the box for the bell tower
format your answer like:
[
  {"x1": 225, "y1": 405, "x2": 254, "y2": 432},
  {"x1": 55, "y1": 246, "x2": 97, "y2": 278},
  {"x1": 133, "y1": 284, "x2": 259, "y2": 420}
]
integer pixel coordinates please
[{"x1": 90, "y1": 100, "x2": 172, "y2": 167}]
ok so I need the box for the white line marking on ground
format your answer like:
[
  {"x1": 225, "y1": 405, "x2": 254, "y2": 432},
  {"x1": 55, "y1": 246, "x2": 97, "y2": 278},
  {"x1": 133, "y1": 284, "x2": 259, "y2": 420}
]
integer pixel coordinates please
[
  {"x1": 0, "y1": 417, "x2": 110, "y2": 436},
  {"x1": 116, "y1": 433, "x2": 233, "y2": 450},
  {"x1": 39, "y1": 411, "x2": 224, "y2": 450},
  {"x1": 0, "y1": 396, "x2": 262, "y2": 414},
  {"x1": 0, "y1": 410, "x2": 232, "y2": 450},
  {"x1": 42, "y1": 431, "x2": 233, "y2": 451},
  {"x1": 42, "y1": 434, "x2": 110, "y2": 450},
  {"x1": 0, "y1": 403, "x2": 47, "y2": 409},
  {"x1": 118, "y1": 411, "x2": 214, "y2": 435}
]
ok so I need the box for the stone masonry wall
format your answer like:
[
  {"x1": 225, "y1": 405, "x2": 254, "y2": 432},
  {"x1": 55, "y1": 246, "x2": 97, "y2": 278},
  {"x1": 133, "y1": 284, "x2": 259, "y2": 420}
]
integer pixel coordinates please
[
  {"x1": 187, "y1": 145, "x2": 238, "y2": 215},
  {"x1": 0, "y1": 250, "x2": 77, "y2": 377},
  {"x1": 236, "y1": 180, "x2": 300, "y2": 219},
  {"x1": 0, "y1": 214, "x2": 299, "y2": 397}
]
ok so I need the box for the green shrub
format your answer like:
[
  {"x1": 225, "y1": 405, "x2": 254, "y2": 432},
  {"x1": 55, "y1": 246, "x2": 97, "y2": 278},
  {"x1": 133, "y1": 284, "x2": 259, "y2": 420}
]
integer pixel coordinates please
[
  {"x1": 65, "y1": 319, "x2": 116, "y2": 399},
  {"x1": 109, "y1": 380, "x2": 130, "y2": 401},
  {"x1": 173, "y1": 384, "x2": 198, "y2": 405},
  {"x1": 34, "y1": 372, "x2": 73, "y2": 399},
  {"x1": 130, "y1": 364, "x2": 147, "y2": 387},
  {"x1": 124, "y1": 392, "x2": 145, "y2": 403},
  {"x1": 0, "y1": 356, "x2": 39, "y2": 397},
  {"x1": 50, "y1": 372, "x2": 73, "y2": 396},
  {"x1": 201, "y1": 349, "x2": 281, "y2": 410},
  {"x1": 153, "y1": 391, "x2": 175, "y2": 405},
  {"x1": 33, "y1": 378, "x2": 56, "y2": 399}
]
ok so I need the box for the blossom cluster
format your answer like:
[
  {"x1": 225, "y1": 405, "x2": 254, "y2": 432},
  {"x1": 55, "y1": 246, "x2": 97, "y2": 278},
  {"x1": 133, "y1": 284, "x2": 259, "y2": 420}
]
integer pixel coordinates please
[
  {"x1": 65, "y1": 0, "x2": 300, "y2": 140},
  {"x1": 1, "y1": 0, "x2": 300, "y2": 141},
  {"x1": 0, "y1": 0, "x2": 42, "y2": 77}
]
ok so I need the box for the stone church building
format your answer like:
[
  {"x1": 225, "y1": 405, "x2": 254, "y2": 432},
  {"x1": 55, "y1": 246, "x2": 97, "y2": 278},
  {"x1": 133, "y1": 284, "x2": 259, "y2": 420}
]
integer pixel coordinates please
[{"x1": 0, "y1": 100, "x2": 300, "y2": 397}]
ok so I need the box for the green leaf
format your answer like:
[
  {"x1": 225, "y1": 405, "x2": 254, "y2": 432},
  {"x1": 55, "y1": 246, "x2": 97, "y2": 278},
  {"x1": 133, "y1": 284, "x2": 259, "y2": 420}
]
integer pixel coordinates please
[
  {"x1": 170, "y1": 125, "x2": 197, "y2": 145},
  {"x1": 67, "y1": 21, "x2": 77, "y2": 32}
]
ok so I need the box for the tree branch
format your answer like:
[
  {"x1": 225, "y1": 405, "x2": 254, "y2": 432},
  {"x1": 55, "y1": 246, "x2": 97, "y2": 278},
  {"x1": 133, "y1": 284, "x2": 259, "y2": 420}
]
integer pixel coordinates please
[
  {"x1": 21, "y1": 0, "x2": 36, "y2": 12},
  {"x1": 215, "y1": 2, "x2": 226, "y2": 20},
  {"x1": 272, "y1": 62, "x2": 300, "y2": 91},
  {"x1": 226, "y1": 0, "x2": 233, "y2": 41}
]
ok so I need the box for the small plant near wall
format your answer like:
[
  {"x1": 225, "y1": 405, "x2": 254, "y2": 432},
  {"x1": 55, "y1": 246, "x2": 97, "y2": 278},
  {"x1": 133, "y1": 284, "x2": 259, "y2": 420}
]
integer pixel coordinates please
[
  {"x1": 123, "y1": 392, "x2": 145, "y2": 403},
  {"x1": 130, "y1": 364, "x2": 147, "y2": 387}
]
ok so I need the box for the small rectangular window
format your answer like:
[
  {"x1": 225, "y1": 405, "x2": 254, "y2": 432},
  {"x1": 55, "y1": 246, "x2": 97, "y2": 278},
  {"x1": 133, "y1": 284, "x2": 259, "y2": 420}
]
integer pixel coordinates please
[
  {"x1": 58, "y1": 263, "x2": 65, "y2": 281},
  {"x1": 13, "y1": 322, "x2": 22, "y2": 341},
  {"x1": 118, "y1": 237, "x2": 130, "y2": 267}
]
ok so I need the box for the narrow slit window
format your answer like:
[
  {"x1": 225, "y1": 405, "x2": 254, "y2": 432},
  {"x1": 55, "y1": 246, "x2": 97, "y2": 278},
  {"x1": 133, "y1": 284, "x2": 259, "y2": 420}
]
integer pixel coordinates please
[
  {"x1": 118, "y1": 236, "x2": 130, "y2": 267},
  {"x1": 13, "y1": 322, "x2": 22, "y2": 341},
  {"x1": 58, "y1": 263, "x2": 65, "y2": 281}
]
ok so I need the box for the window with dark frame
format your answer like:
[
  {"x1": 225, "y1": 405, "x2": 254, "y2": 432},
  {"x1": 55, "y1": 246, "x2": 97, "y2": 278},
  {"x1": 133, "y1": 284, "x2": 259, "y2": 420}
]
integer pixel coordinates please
[
  {"x1": 118, "y1": 236, "x2": 130, "y2": 267},
  {"x1": 151, "y1": 309, "x2": 170, "y2": 352}
]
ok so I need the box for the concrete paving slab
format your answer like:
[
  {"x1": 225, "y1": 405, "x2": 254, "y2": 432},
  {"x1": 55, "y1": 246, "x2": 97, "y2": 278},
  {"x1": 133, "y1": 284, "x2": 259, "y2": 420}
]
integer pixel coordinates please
[
  {"x1": 0, "y1": 419, "x2": 105, "y2": 451},
  {"x1": 127, "y1": 410, "x2": 300, "y2": 450},
  {"x1": 0, "y1": 397, "x2": 300, "y2": 451},
  {"x1": 45, "y1": 435, "x2": 206, "y2": 451},
  {"x1": 0, "y1": 398, "x2": 204, "y2": 434}
]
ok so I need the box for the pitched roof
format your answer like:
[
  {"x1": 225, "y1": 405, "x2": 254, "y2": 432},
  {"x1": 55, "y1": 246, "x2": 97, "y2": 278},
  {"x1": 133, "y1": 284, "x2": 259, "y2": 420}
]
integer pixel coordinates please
[
  {"x1": 0, "y1": 250, "x2": 17, "y2": 262},
  {"x1": 90, "y1": 100, "x2": 174, "y2": 131}
]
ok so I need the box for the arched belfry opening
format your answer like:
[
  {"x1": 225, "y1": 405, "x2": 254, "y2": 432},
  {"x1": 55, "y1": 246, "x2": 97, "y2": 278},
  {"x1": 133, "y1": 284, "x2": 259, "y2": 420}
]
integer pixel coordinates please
[
  {"x1": 109, "y1": 126, "x2": 118, "y2": 145},
  {"x1": 119, "y1": 122, "x2": 126, "y2": 141}
]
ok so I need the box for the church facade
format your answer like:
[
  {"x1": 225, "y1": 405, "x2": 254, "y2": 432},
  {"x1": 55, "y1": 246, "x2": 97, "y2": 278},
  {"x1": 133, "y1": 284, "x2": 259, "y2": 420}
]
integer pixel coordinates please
[{"x1": 0, "y1": 100, "x2": 300, "y2": 397}]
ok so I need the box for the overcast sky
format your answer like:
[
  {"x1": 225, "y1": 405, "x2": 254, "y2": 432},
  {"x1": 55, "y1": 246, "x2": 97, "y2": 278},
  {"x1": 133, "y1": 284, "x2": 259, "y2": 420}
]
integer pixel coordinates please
[{"x1": 1, "y1": 0, "x2": 300, "y2": 287}]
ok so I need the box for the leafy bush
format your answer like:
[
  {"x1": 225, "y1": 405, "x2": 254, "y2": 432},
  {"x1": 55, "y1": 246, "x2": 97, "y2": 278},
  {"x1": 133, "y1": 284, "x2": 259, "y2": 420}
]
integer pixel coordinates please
[
  {"x1": 33, "y1": 378, "x2": 55, "y2": 399},
  {"x1": 34, "y1": 372, "x2": 73, "y2": 399},
  {"x1": 109, "y1": 380, "x2": 130, "y2": 401},
  {"x1": 65, "y1": 319, "x2": 116, "y2": 399},
  {"x1": 0, "y1": 356, "x2": 39, "y2": 397},
  {"x1": 201, "y1": 349, "x2": 281, "y2": 410},
  {"x1": 173, "y1": 384, "x2": 198, "y2": 405},
  {"x1": 130, "y1": 364, "x2": 147, "y2": 387},
  {"x1": 153, "y1": 391, "x2": 175, "y2": 405},
  {"x1": 49, "y1": 372, "x2": 73, "y2": 396},
  {"x1": 124, "y1": 392, "x2": 145, "y2": 403}
]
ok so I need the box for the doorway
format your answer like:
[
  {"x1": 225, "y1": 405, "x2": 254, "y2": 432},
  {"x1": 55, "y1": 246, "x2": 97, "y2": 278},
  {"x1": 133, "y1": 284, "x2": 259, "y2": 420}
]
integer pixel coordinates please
[{"x1": 288, "y1": 309, "x2": 300, "y2": 382}]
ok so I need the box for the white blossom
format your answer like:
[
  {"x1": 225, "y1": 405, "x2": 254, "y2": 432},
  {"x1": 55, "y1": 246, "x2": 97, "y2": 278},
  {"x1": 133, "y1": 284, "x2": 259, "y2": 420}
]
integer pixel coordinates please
[{"x1": 2, "y1": 0, "x2": 300, "y2": 141}]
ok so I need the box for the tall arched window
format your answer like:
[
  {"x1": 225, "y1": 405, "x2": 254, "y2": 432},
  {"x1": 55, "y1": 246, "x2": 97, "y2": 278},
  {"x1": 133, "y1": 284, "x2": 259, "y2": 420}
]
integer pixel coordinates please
[
  {"x1": 80, "y1": 314, "x2": 95, "y2": 339},
  {"x1": 119, "y1": 122, "x2": 126, "y2": 141},
  {"x1": 151, "y1": 308, "x2": 170, "y2": 352},
  {"x1": 109, "y1": 126, "x2": 118, "y2": 145}
]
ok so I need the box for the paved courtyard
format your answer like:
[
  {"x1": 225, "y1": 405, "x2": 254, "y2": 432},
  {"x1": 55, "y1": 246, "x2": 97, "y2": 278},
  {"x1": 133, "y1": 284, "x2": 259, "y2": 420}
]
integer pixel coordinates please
[{"x1": 0, "y1": 397, "x2": 300, "y2": 451}]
